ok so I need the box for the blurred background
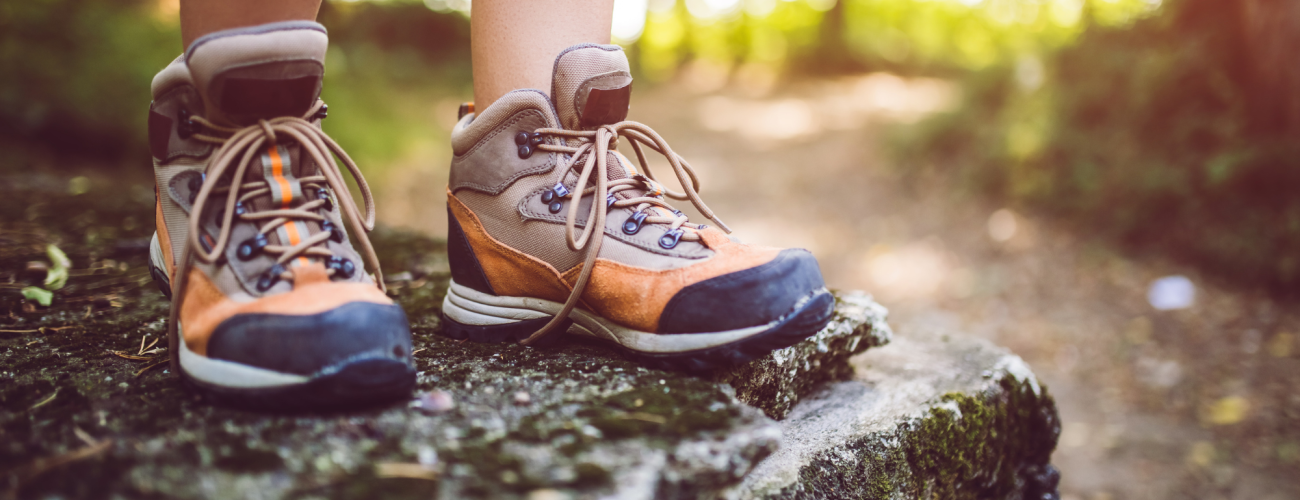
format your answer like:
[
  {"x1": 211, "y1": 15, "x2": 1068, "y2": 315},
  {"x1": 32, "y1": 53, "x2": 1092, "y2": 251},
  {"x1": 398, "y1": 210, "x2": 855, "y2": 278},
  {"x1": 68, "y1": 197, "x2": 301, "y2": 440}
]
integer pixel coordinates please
[{"x1": 2, "y1": 0, "x2": 1299, "y2": 498}]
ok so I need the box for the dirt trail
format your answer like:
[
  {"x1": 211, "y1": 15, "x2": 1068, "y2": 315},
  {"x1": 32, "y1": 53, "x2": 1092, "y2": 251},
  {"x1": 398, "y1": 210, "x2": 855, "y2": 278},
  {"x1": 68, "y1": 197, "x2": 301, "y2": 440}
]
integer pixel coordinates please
[{"x1": 606, "y1": 77, "x2": 1299, "y2": 500}]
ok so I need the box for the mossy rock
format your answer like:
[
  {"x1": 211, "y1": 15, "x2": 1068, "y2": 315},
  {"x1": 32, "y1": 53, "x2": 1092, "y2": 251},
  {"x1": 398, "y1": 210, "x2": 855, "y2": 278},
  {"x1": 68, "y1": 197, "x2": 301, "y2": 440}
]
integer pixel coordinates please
[
  {"x1": 1, "y1": 173, "x2": 1055, "y2": 499},
  {"x1": 714, "y1": 292, "x2": 892, "y2": 420},
  {"x1": 731, "y1": 332, "x2": 1061, "y2": 499}
]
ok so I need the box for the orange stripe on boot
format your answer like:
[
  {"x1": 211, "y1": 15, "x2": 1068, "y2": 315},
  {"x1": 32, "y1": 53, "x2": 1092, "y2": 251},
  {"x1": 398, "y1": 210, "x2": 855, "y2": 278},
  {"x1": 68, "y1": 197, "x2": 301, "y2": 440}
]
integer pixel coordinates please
[{"x1": 267, "y1": 145, "x2": 293, "y2": 207}]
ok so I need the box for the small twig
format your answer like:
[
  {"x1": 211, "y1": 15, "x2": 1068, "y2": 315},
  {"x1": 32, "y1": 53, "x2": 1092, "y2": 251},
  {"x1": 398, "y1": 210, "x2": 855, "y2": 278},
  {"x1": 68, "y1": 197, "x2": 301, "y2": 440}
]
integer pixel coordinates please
[
  {"x1": 29, "y1": 389, "x2": 59, "y2": 411},
  {"x1": 616, "y1": 411, "x2": 668, "y2": 424},
  {"x1": 111, "y1": 351, "x2": 153, "y2": 361},
  {"x1": 72, "y1": 427, "x2": 97, "y2": 447},
  {"x1": 135, "y1": 359, "x2": 167, "y2": 376},
  {"x1": 139, "y1": 335, "x2": 160, "y2": 356},
  {"x1": 373, "y1": 462, "x2": 439, "y2": 481},
  {"x1": 0, "y1": 329, "x2": 39, "y2": 334},
  {"x1": 72, "y1": 271, "x2": 151, "y2": 292},
  {"x1": 10, "y1": 438, "x2": 114, "y2": 494},
  {"x1": 411, "y1": 348, "x2": 427, "y2": 356}
]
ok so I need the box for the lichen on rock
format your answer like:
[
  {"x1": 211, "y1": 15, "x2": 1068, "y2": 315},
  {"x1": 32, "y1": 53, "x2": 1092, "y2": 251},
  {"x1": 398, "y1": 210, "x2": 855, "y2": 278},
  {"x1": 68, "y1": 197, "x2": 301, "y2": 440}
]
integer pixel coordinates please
[
  {"x1": 1, "y1": 179, "x2": 1058, "y2": 499},
  {"x1": 729, "y1": 332, "x2": 1062, "y2": 500},
  {"x1": 713, "y1": 292, "x2": 892, "y2": 420}
]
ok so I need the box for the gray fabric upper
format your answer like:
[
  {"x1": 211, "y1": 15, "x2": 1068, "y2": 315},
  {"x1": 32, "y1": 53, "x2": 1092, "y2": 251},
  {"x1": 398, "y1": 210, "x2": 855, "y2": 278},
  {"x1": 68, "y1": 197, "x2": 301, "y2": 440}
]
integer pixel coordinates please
[
  {"x1": 448, "y1": 46, "x2": 715, "y2": 274},
  {"x1": 151, "y1": 21, "x2": 369, "y2": 299}
]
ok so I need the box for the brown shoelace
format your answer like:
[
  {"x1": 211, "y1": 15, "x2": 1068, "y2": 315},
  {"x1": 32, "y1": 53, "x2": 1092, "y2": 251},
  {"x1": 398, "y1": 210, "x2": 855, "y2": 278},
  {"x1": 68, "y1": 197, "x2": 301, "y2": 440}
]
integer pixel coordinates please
[
  {"x1": 521, "y1": 121, "x2": 731, "y2": 345},
  {"x1": 166, "y1": 100, "x2": 384, "y2": 368}
]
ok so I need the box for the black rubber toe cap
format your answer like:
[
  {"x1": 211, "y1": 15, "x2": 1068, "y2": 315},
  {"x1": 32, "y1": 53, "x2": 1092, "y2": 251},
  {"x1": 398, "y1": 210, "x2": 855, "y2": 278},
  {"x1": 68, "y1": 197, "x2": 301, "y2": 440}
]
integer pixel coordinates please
[
  {"x1": 207, "y1": 301, "x2": 414, "y2": 376},
  {"x1": 658, "y1": 248, "x2": 826, "y2": 334}
]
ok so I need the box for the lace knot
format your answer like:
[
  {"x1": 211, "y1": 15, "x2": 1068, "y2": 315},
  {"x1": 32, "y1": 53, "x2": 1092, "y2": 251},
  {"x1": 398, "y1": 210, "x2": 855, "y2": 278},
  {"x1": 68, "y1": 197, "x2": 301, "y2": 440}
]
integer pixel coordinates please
[{"x1": 257, "y1": 119, "x2": 277, "y2": 143}]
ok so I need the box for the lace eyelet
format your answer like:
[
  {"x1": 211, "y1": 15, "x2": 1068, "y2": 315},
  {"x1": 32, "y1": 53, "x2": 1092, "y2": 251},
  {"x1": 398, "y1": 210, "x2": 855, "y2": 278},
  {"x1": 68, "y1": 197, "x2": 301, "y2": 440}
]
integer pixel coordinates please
[
  {"x1": 552, "y1": 183, "x2": 570, "y2": 197},
  {"x1": 186, "y1": 174, "x2": 202, "y2": 198},
  {"x1": 321, "y1": 220, "x2": 345, "y2": 243},
  {"x1": 177, "y1": 108, "x2": 196, "y2": 139},
  {"x1": 606, "y1": 194, "x2": 617, "y2": 208},
  {"x1": 327, "y1": 256, "x2": 356, "y2": 279},
  {"x1": 518, "y1": 144, "x2": 533, "y2": 159},
  {"x1": 659, "y1": 229, "x2": 685, "y2": 249},
  {"x1": 622, "y1": 211, "x2": 648, "y2": 235},
  {"x1": 236, "y1": 233, "x2": 270, "y2": 261},
  {"x1": 310, "y1": 186, "x2": 334, "y2": 212},
  {"x1": 314, "y1": 103, "x2": 329, "y2": 121},
  {"x1": 541, "y1": 190, "x2": 555, "y2": 203},
  {"x1": 217, "y1": 201, "x2": 246, "y2": 222},
  {"x1": 548, "y1": 201, "x2": 564, "y2": 214},
  {"x1": 515, "y1": 132, "x2": 531, "y2": 145},
  {"x1": 256, "y1": 264, "x2": 286, "y2": 292}
]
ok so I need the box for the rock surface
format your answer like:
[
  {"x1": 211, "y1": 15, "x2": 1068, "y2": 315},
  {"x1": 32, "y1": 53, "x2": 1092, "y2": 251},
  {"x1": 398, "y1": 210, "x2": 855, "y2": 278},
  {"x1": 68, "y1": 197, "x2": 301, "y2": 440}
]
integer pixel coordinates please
[
  {"x1": 715, "y1": 292, "x2": 892, "y2": 420},
  {"x1": 732, "y1": 332, "x2": 1062, "y2": 499},
  {"x1": 1, "y1": 177, "x2": 1057, "y2": 499}
]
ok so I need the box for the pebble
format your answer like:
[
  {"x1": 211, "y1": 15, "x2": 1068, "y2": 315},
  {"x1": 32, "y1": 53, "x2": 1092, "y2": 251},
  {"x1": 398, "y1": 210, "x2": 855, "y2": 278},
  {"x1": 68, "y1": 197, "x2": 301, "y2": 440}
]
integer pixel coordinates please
[
  {"x1": 513, "y1": 391, "x2": 531, "y2": 405},
  {"x1": 1148, "y1": 275, "x2": 1195, "y2": 310},
  {"x1": 410, "y1": 390, "x2": 455, "y2": 415}
]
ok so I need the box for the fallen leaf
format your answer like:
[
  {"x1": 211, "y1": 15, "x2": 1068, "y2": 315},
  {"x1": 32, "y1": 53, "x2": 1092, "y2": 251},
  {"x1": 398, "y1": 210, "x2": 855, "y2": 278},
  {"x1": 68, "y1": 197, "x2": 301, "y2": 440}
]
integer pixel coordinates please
[
  {"x1": 44, "y1": 244, "x2": 71, "y2": 290},
  {"x1": 1205, "y1": 396, "x2": 1249, "y2": 426},
  {"x1": 21, "y1": 286, "x2": 53, "y2": 307}
]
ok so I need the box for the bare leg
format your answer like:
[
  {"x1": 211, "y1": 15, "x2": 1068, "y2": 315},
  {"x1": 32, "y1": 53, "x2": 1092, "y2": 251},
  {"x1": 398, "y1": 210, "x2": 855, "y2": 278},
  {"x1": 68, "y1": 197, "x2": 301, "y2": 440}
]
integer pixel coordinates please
[
  {"x1": 180, "y1": 0, "x2": 322, "y2": 49},
  {"x1": 471, "y1": 0, "x2": 615, "y2": 110}
]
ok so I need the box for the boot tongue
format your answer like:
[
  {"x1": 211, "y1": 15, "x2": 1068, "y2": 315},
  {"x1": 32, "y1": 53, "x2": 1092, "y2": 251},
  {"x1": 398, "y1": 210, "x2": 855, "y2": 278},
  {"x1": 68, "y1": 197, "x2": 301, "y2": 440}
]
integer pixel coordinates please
[
  {"x1": 185, "y1": 21, "x2": 329, "y2": 128},
  {"x1": 550, "y1": 44, "x2": 633, "y2": 131},
  {"x1": 186, "y1": 23, "x2": 329, "y2": 224}
]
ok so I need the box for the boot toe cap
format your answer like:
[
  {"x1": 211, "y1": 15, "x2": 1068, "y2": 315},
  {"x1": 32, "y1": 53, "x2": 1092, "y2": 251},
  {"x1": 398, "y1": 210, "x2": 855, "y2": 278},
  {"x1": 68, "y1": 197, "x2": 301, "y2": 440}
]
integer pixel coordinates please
[
  {"x1": 658, "y1": 249, "x2": 827, "y2": 334},
  {"x1": 207, "y1": 301, "x2": 414, "y2": 376}
]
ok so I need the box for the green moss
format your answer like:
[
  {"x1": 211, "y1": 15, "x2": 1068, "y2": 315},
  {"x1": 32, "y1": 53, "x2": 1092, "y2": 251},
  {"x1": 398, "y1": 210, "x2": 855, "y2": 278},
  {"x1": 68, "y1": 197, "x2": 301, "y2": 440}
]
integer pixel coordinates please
[
  {"x1": 900, "y1": 377, "x2": 1060, "y2": 499},
  {"x1": 0, "y1": 177, "x2": 772, "y2": 499},
  {"x1": 573, "y1": 462, "x2": 611, "y2": 487}
]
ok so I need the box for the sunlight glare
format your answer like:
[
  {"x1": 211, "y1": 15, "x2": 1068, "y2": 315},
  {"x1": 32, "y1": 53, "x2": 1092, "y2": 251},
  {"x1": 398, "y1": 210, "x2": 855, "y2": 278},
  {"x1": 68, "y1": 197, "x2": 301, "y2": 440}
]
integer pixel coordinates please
[
  {"x1": 686, "y1": 0, "x2": 742, "y2": 19},
  {"x1": 613, "y1": 0, "x2": 650, "y2": 43}
]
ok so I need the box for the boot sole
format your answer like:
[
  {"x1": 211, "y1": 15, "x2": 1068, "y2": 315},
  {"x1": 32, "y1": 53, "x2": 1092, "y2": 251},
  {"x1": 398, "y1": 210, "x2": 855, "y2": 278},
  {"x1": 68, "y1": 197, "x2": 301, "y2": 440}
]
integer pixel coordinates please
[
  {"x1": 178, "y1": 338, "x2": 416, "y2": 411},
  {"x1": 439, "y1": 279, "x2": 836, "y2": 372},
  {"x1": 151, "y1": 233, "x2": 416, "y2": 411}
]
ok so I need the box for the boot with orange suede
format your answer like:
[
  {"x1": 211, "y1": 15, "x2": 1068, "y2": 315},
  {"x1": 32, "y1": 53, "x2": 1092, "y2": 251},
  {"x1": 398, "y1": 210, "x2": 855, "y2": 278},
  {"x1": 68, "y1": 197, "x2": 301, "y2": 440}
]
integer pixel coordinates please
[
  {"x1": 440, "y1": 44, "x2": 834, "y2": 371},
  {"x1": 147, "y1": 22, "x2": 415, "y2": 409}
]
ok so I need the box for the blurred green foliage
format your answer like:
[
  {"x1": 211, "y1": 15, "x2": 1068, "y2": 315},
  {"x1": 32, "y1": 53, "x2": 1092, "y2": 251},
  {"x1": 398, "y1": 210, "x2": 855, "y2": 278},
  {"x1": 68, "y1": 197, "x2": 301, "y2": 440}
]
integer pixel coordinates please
[
  {"x1": 0, "y1": 0, "x2": 180, "y2": 163},
  {"x1": 3, "y1": 0, "x2": 1293, "y2": 292},
  {"x1": 630, "y1": 0, "x2": 1156, "y2": 78},
  {"x1": 0, "y1": 0, "x2": 472, "y2": 169},
  {"x1": 896, "y1": 0, "x2": 1300, "y2": 293}
]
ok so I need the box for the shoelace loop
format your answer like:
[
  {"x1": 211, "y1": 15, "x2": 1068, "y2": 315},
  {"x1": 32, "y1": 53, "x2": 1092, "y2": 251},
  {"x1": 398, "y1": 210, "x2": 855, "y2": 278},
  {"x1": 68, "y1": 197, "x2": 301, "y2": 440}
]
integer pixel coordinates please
[
  {"x1": 181, "y1": 100, "x2": 382, "y2": 281},
  {"x1": 518, "y1": 121, "x2": 731, "y2": 345},
  {"x1": 166, "y1": 100, "x2": 386, "y2": 369}
]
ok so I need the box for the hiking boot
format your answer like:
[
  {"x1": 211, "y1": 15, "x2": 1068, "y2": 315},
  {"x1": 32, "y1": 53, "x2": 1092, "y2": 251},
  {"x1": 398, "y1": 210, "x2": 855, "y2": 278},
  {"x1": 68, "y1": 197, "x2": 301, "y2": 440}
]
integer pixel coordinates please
[
  {"x1": 440, "y1": 44, "x2": 834, "y2": 371},
  {"x1": 147, "y1": 21, "x2": 415, "y2": 409}
]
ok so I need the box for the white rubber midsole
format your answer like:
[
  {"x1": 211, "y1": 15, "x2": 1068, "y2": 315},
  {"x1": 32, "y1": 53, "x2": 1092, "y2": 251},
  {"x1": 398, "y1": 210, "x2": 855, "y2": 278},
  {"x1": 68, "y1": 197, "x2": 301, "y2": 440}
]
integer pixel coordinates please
[
  {"x1": 149, "y1": 232, "x2": 168, "y2": 280},
  {"x1": 441, "y1": 279, "x2": 776, "y2": 354},
  {"x1": 179, "y1": 332, "x2": 309, "y2": 389}
]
